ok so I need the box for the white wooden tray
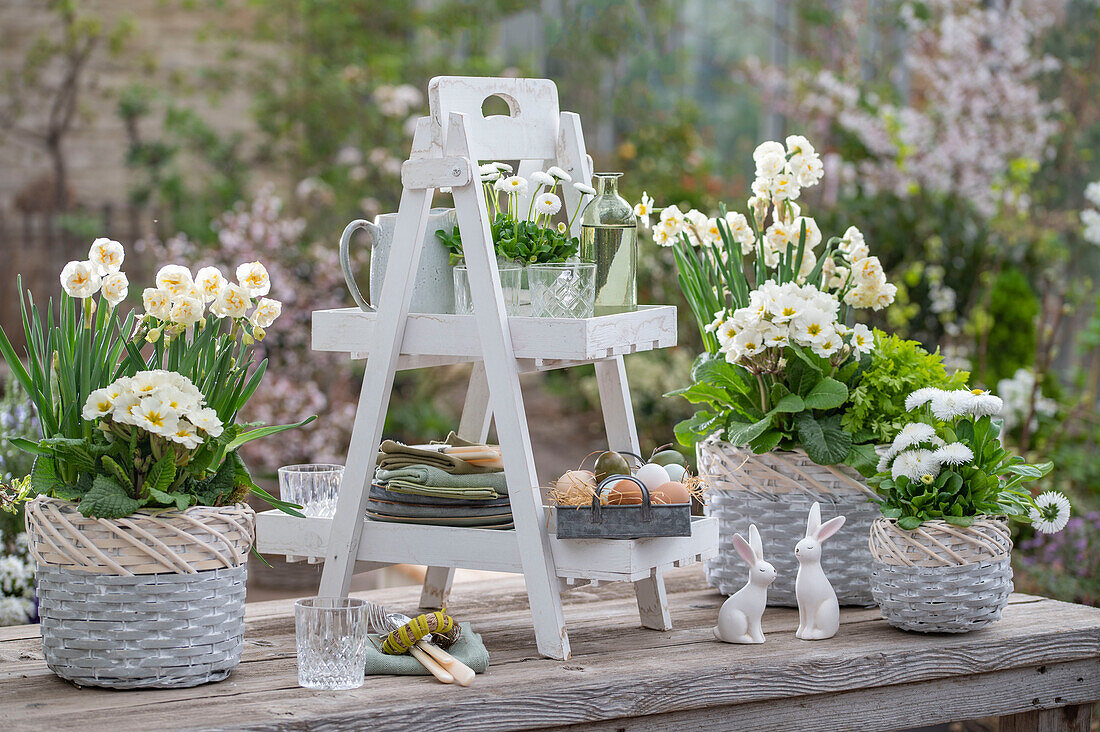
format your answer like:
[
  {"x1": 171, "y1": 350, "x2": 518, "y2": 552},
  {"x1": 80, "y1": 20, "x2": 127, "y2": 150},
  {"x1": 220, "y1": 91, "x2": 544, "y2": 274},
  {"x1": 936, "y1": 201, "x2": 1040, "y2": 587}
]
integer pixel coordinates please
[
  {"x1": 256, "y1": 511, "x2": 717, "y2": 584},
  {"x1": 311, "y1": 305, "x2": 677, "y2": 363}
]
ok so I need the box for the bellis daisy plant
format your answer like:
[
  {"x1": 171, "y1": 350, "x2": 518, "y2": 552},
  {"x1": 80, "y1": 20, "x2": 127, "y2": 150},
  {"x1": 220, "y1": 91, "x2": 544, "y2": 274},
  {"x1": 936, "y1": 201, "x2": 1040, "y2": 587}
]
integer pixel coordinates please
[
  {"x1": 0, "y1": 240, "x2": 313, "y2": 519},
  {"x1": 870, "y1": 386, "x2": 1067, "y2": 532},
  {"x1": 435, "y1": 163, "x2": 595, "y2": 265},
  {"x1": 662, "y1": 135, "x2": 897, "y2": 472}
]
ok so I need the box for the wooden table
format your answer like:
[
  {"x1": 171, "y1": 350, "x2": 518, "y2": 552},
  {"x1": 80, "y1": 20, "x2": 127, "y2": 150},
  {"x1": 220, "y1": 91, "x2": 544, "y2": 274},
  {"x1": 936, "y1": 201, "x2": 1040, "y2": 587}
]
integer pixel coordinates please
[{"x1": 1, "y1": 567, "x2": 1097, "y2": 731}]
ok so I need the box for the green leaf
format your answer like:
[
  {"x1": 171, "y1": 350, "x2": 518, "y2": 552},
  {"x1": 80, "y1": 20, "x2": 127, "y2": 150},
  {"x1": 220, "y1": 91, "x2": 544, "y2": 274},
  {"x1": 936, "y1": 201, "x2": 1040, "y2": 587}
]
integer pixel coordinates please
[
  {"x1": 78, "y1": 475, "x2": 141, "y2": 519},
  {"x1": 8, "y1": 437, "x2": 52, "y2": 457},
  {"x1": 225, "y1": 415, "x2": 316, "y2": 452},
  {"x1": 30, "y1": 456, "x2": 62, "y2": 495},
  {"x1": 944, "y1": 515, "x2": 975, "y2": 527},
  {"x1": 794, "y1": 413, "x2": 853, "y2": 465},
  {"x1": 144, "y1": 454, "x2": 177, "y2": 496},
  {"x1": 772, "y1": 393, "x2": 805, "y2": 414},
  {"x1": 675, "y1": 411, "x2": 720, "y2": 447},
  {"x1": 750, "y1": 429, "x2": 783, "y2": 453},
  {"x1": 844, "y1": 443, "x2": 880, "y2": 477},
  {"x1": 898, "y1": 516, "x2": 922, "y2": 530},
  {"x1": 101, "y1": 455, "x2": 134, "y2": 492},
  {"x1": 803, "y1": 377, "x2": 848, "y2": 410},
  {"x1": 726, "y1": 417, "x2": 773, "y2": 446}
]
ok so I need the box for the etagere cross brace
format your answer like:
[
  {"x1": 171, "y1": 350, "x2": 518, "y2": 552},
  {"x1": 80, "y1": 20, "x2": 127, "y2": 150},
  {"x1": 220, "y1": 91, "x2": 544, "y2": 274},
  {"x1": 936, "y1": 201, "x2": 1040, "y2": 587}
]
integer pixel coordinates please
[{"x1": 255, "y1": 76, "x2": 717, "y2": 660}]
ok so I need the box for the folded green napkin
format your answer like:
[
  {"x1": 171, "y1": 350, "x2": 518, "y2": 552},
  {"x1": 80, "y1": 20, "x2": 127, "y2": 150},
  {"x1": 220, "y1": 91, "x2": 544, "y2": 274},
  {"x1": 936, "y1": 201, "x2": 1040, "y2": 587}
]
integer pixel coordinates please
[
  {"x1": 380, "y1": 481, "x2": 503, "y2": 500},
  {"x1": 364, "y1": 623, "x2": 489, "y2": 676},
  {"x1": 377, "y1": 440, "x2": 499, "y2": 475},
  {"x1": 376, "y1": 465, "x2": 507, "y2": 491}
]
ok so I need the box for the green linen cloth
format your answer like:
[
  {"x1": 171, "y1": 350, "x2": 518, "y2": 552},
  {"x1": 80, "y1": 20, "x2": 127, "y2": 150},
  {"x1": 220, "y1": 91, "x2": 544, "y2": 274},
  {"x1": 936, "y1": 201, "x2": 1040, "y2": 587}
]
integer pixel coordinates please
[
  {"x1": 364, "y1": 623, "x2": 489, "y2": 676},
  {"x1": 375, "y1": 465, "x2": 507, "y2": 491},
  {"x1": 376, "y1": 439, "x2": 499, "y2": 475},
  {"x1": 377, "y1": 481, "x2": 502, "y2": 500}
]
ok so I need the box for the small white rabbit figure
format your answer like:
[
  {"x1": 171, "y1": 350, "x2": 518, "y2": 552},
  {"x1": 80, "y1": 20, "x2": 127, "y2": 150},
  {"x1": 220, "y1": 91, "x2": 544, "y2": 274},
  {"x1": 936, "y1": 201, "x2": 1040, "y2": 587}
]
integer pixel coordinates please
[
  {"x1": 714, "y1": 524, "x2": 776, "y2": 644},
  {"x1": 794, "y1": 502, "x2": 846, "y2": 641}
]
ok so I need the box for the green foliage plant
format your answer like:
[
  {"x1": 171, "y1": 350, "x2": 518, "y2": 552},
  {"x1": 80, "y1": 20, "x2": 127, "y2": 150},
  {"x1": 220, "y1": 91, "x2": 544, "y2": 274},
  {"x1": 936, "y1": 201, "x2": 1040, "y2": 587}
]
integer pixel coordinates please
[
  {"x1": 871, "y1": 387, "x2": 1063, "y2": 531},
  {"x1": 842, "y1": 330, "x2": 969, "y2": 445},
  {"x1": 0, "y1": 240, "x2": 312, "y2": 519},
  {"x1": 435, "y1": 164, "x2": 587, "y2": 265}
]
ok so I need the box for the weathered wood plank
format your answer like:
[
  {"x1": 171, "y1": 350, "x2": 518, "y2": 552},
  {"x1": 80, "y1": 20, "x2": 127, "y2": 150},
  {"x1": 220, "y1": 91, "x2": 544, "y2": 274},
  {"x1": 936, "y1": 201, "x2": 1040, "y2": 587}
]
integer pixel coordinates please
[
  {"x1": 1000, "y1": 703, "x2": 1093, "y2": 732},
  {"x1": 1, "y1": 568, "x2": 1097, "y2": 732}
]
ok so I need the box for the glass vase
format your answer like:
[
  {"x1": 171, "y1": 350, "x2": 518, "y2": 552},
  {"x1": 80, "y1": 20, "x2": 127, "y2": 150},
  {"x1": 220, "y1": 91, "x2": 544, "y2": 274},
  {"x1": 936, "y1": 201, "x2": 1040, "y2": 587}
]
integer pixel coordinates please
[
  {"x1": 579, "y1": 172, "x2": 638, "y2": 316},
  {"x1": 453, "y1": 262, "x2": 523, "y2": 315},
  {"x1": 529, "y1": 262, "x2": 596, "y2": 318}
]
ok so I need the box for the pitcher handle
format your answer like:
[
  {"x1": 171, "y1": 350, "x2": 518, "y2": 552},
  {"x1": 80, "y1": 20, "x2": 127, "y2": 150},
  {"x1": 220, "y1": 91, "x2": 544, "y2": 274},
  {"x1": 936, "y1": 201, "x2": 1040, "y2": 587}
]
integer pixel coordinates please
[{"x1": 339, "y1": 219, "x2": 375, "y2": 312}]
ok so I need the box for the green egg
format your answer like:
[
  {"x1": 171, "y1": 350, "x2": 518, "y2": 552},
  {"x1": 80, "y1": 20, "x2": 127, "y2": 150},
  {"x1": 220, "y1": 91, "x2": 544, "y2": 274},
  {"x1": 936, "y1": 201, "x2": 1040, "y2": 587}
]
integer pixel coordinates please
[
  {"x1": 649, "y1": 449, "x2": 686, "y2": 468},
  {"x1": 595, "y1": 451, "x2": 631, "y2": 484}
]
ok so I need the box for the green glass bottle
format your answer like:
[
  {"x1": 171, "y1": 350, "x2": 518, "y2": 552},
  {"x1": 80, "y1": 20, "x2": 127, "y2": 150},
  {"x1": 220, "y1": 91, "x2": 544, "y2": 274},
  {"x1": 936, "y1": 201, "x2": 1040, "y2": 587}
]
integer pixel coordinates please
[{"x1": 579, "y1": 173, "x2": 637, "y2": 316}]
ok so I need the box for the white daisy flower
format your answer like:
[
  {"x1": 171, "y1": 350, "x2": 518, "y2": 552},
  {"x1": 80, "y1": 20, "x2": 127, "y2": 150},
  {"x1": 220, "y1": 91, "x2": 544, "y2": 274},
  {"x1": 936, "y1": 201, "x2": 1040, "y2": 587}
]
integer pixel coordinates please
[
  {"x1": 964, "y1": 389, "x2": 1004, "y2": 417},
  {"x1": 534, "y1": 192, "x2": 562, "y2": 216},
  {"x1": 574, "y1": 182, "x2": 596, "y2": 196},
  {"x1": 1029, "y1": 491, "x2": 1071, "y2": 534},
  {"x1": 478, "y1": 163, "x2": 498, "y2": 175},
  {"x1": 892, "y1": 422, "x2": 937, "y2": 452},
  {"x1": 60, "y1": 260, "x2": 102, "y2": 299},
  {"x1": 876, "y1": 449, "x2": 896, "y2": 474},
  {"x1": 546, "y1": 165, "x2": 571, "y2": 182},
  {"x1": 931, "y1": 389, "x2": 977, "y2": 421},
  {"x1": 529, "y1": 171, "x2": 554, "y2": 187},
  {"x1": 905, "y1": 387, "x2": 944, "y2": 412},
  {"x1": 500, "y1": 175, "x2": 528, "y2": 194},
  {"x1": 891, "y1": 448, "x2": 941, "y2": 482},
  {"x1": 934, "y1": 443, "x2": 974, "y2": 466},
  {"x1": 492, "y1": 162, "x2": 513, "y2": 173},
  {"x1": 88, "y1": 238, "x2": 125, "y2": 276}
]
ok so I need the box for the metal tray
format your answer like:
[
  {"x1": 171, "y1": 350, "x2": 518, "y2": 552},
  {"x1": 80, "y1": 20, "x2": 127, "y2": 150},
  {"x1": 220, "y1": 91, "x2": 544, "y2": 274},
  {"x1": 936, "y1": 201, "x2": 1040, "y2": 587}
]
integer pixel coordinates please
[{"x1": 554, "y1": 475, "x2": 692, "y2": 539}]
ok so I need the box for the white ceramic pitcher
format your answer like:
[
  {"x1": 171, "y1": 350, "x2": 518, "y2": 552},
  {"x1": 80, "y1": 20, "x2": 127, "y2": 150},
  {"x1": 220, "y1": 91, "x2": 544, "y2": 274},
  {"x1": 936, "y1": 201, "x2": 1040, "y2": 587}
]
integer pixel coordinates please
[{"x1": 339, "y1": 207, "x2": 456, "y2": 314}]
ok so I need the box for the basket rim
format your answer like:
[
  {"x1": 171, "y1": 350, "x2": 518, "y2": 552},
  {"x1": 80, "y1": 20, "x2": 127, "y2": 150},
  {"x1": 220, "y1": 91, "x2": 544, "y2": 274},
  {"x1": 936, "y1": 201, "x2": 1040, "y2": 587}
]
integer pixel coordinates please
[
  {"x1": 27, "y1": 494, "x2": 252, "y2": 520},
  {"x1": 868, "y1": 514, "x2": 1011, "y2": 568}
]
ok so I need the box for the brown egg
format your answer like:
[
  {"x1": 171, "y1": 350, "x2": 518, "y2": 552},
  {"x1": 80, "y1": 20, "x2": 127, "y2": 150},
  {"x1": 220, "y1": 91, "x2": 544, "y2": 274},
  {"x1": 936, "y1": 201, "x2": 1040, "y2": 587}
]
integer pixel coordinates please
[
  {"x1": 605, "y1": 478, "x2": 645, "y2": 506},
  {"x1": 651, "y1": 481, "x2": 690, "y2": 505}
]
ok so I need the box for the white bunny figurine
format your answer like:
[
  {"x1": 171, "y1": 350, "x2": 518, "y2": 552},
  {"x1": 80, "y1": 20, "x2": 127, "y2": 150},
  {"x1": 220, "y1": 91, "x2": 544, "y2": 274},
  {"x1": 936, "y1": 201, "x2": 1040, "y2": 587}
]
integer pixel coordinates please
[
  {"x1": 714, "y1": 524, "x2": 776, "y2": 644},
  {"x1": 794, "y1": 502, "x2": 846, "y2": 641}
]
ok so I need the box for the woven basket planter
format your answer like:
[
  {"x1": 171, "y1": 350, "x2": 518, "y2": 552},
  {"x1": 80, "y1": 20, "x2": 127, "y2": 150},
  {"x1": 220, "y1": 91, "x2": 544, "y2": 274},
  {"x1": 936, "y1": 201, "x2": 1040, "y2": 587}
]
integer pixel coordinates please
[
  {"x1": 868, "y1": 516, "x2": 1013, "y2": 633},
  {"x1": 25, "y1": 495, "x2": 255, "y2": 689},
  {"x1": 697, "y1": 437, "x2": 880, "y2": 607}
]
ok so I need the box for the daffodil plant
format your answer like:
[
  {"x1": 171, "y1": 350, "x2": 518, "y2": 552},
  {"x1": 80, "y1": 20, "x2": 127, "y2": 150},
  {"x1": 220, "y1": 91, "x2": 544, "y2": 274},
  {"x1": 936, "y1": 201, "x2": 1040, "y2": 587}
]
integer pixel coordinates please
[
  {"x1": 435, "y1": 163, "x2": 592, "y2": 265},
  {"x1": 659, "y1": 136, "x2": 898, "y2": 471},
  {"x1": 0, "y1": 239, "x2": 312, "y2": 518},
  {"x1": 870, "y1": 387, "x2": 1067, "y2": 532}
]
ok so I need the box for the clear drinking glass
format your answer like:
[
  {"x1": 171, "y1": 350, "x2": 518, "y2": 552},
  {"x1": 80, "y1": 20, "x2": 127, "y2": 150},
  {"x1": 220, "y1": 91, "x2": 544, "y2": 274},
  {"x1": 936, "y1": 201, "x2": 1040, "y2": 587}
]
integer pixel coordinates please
[
  {"x1": 295, "y1": 597, "x2": 370, "y2": 690},
  {"x1": 453, "y1": 263, "x2": 523, "y2": 315},
  {"x1": 529, "y1": 262, "x2": 597, "y2": 318},
  {"x1": 278, "y1": 464, "x2": 344, "y2": 518}
]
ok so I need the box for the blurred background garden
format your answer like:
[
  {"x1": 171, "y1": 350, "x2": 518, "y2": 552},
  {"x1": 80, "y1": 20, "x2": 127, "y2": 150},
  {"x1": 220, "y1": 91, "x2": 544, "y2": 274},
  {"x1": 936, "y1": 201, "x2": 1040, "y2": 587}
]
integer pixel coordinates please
[{"x1": 1, "y1": 0, "x2": 1098, "y2": 613}]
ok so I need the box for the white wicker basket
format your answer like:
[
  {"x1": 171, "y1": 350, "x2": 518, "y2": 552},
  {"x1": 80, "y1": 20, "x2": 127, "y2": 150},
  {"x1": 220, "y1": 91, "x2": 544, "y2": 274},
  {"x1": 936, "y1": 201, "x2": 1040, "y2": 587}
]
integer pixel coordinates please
[
  {"x1": 697, "y1": 438, "x2": 880, "y2": 606},
  {"x1": 868, "y1": 516, "x2": 1013, "y2": 633},
  {"x1": 25, "y1": 496, "x2": 255, "y2": 689}
]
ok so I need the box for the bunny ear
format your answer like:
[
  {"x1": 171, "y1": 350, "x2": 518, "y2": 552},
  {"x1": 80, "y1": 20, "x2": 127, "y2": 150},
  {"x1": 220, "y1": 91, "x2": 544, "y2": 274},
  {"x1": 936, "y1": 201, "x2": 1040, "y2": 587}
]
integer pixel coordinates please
[
  {"x1": 731, "y1": 534, "x2": 756, "y2": 566},
  {"x1": 806, "y1": 502, "x2": 821, "y2": 537},
  {"x1": 748, "y1": 524, "x2": 763, "y2": 558},
  {"x1": 816, "y1": 515, "x2": 845, "y2": 541}
]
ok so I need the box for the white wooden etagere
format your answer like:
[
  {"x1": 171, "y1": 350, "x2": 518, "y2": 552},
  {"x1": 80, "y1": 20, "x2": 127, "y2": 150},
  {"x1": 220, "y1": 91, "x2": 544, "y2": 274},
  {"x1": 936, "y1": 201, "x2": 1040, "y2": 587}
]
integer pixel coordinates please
[{"x1": 255, "y1": 76, "x2": 717, "y2": 660}]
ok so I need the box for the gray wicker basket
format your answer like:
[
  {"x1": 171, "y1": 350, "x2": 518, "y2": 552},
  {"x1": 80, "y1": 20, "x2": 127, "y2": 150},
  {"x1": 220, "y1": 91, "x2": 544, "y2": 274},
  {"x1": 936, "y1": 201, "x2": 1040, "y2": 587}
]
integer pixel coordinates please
[
  {"x1": 698, "y1": 439, "x2": 880, "y2": 607},
  {"x1": 869, "y1": 516, "x2": 1013, "y2": 633},
  {"x1": 36, "y1": 564, "x2": 248, "y2": 688},
  {"x1": 26, "y1": 497, "x2": 255, "y2": 689}
]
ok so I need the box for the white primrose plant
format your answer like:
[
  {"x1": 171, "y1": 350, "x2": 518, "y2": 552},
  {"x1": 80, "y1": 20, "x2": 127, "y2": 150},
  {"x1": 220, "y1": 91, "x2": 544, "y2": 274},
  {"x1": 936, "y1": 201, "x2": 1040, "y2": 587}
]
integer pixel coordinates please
[
  {"x1": 0, "y1": 238, "x2": 312, "y2": 519},
  {"x1": 660, "y1": 135, "x2": 897, "y2": 471}
]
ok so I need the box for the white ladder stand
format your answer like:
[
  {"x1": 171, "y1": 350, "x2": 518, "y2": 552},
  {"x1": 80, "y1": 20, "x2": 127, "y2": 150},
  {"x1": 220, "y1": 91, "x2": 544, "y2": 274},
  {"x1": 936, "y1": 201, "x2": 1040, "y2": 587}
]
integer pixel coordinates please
[{"x1": 256, "y1": 76, "x2": 717, "y2": 660}]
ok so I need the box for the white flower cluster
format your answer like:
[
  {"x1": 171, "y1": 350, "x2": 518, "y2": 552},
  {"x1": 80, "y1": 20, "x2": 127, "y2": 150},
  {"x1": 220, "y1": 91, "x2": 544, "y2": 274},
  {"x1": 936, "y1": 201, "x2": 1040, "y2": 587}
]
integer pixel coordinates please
[
  {"x1": 478, "y1": 163, "x2": 595, "y2": 221},
  {"x1": 997, "y1": 368, "x2": 1058, "y2": 434},
  {"x1": 143, "y1": 261, "x2": 282, "y2": 332},
  {"x1": 60, "y1": 238, "x2": 129, "y2": 306},
  {"x1": 646, "y1": 135, "x2": 897, "y2": 312},
  {"x1": 0, "y1": 533, "x2": 35, "y2": 626},
  {"x1": 1030, "y1": 491, "x2": 1071, "y2": 534},
  {"x1": 83, "y1": 370, "x2": 224, "y2": 450},
  {"x1": 750, "y1": 135, "x2": 823, "y2": 203},
  {"x1": 709, "y1": 280, "x2": 875, "y2": 367},
  {"x1": 1081, "y1": 180, "x2": 1100, "y2": 246}
]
